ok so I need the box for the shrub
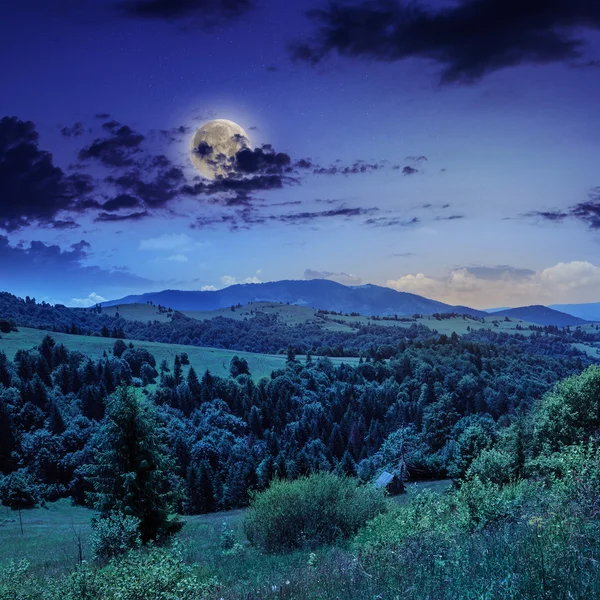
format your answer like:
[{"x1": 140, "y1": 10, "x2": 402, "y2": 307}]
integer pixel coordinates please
[
  {"x1": 90, "y1": 512, "x2": 141, "y2": 559},
  {"x1": 464, "y1": 447, "x2": 514, "y2": 485},
  {"x1": 57, "y1": 545, "x2": 217, "y2": 600},
  {"x1": 243, "y1": 472, "x2": 387, "y2": 553}
]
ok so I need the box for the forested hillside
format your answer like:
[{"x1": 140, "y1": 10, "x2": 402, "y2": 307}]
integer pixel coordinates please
[{"x1": 0, "y1": 329, "x2": 594, "y2": 512}]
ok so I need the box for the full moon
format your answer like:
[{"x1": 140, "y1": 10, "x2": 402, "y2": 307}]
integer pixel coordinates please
[{"x1": 190, "y1": 119, "x2": 251, "y2": 180}]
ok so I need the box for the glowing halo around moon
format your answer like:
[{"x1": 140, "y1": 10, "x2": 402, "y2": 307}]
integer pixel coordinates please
[{"x1": 189, "y1": 119, "x2": 251, "y2": 180}]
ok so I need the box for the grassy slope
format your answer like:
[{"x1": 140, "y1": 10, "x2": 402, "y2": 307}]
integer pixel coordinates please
[
  {"x1": 103, "y1": 301, "x2": 538, "y2": 336},
  {"x1": 0, "y1": 328, "x2": 358, "y2": 381},
  {"x1": 0, "y1": 481, "x2": 451, "y2": 583}
]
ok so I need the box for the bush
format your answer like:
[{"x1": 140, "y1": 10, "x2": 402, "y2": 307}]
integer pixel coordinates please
[
  {"x1": 243, "y1": 472, "x2": 387, "y2": 553},
  {"x1": 58, "y1": 545, "x2": 217, "y2": 600},
  {"x1": 90, "y1": 512, "x2": 141, "y2": 559},
  {"x1": 465, "y1": 447, "x2": 514, "y2": 485}
]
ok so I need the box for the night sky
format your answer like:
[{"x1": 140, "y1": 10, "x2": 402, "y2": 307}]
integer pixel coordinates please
[{"x1": 1, "y1": 0, "x2": 599, "y2": 309}]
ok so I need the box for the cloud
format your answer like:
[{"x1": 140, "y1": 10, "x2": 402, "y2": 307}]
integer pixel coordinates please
[
  {"x1": 166, "y1": 254, "x2": 189, "y2": 262},
  {"x1": 3, "y1": 114, "x2": 425, "y2": 231},
  {"x1": 0, "y1": 117, "x2": 94, "y2": 231},
  {"x1": 95, "y1": 210, "x2": 150, "y2": 222},
  {"x1": 304, "y1": 269, "x2": 362, "y2": 285},
  {"x1": 60, "y1": 122, "x2": 84, "y2": 138},
  {"x1": 312, "y1": 160, "x2": 387, "y2": 176},
  {"x1": 201, "y1": 285, "x2": 218, "y2": 291},
  {"x1": 78, "y1": 122, "x2": 144, "y2": 167},
  {"x1": 386, "y1": 261, "x2": 600, "y2": 307},
  {"x1": 292, "y1": 0, "x2": 600, "y2": 84},
  {"x1": 116, "y1": 0, "x2": 255, "y2": 29},
  {"x1": 365, "y1": 216, "x2": 419, "y2": 228},
  {"x1": 220, "y1": 273, "x2": 262, "y2": 286},
  {"x1": 69, "y1": 292, "x2": 107, "y2": 307},
  {"x1": 538, "y1": 261, "x2": 600, "y2": 291},
  {"x1": 0, "y1": 235, "x2": 151, "y2": 300},
  {"x1": 402, "y1": 166, "x2": 419, "y2": 176},
  {"x1": 139, "y1": 233, "x2": 200, "y2": 251},
  {"x1": 101, "y1": 194, "x2": 143, "y2": 212},
  {"x1": 525, "y1": 187, "x2": 600, "y2": 230}
]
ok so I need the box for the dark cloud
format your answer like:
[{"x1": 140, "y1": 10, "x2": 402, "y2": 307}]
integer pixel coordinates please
[
  {"x1": 78, "y1": 123, "x2": 144, "y2": 167},
  {"x1": 191, "y1": 205, "x2": 378, "y2": 231},
  {"x1": 0, "y1": 235, "x2": 151, "y2": 296},
  {"x1": 3, "y1": 113, "x2": 424, "y2": 231},
  {"x1": 292, "y1": 0, "x2": 600, "y2": 84},
  {"x1": 525, "y1": 189, "x2": 600, "y2": 230},
  {"x1": 266, "y1": 65, "x2": 278, "y2": 72},
  {"x1": 105, "y1": 164, "x2": 185, "y2": 209},
  {"x1": 95, "y1": 210, "x2": 150, "y2": 222},
  {"x1": 193, "y1": 140, "x2": 214, "y2": 157},
  {"x1": 364, "y1": 216, "x2": 419, "y2": 228},
  {"x1": 101, "y1": 194, "x2": 143, "y2": 212},
  {"x1": 276, "y1": 207, "x2": 377, "y2": 224},
  {"x1": 94, "y1": 113, "x2": 111, "y2": 119},
  {"x1": 313, "y1": 160, "x2": 386, "y2": 176},
  {"x1": 525, "y1": 209, "x2": 570, "y2": 222},
  {"x1": 391, "y1": 252, "x2": 416, "y2": 257},
  {"x1": 436, "y1": 214, "x2": 465, "y2": 221},
  {"x1": 0, "y1": 116, "x2": 94, "y2": 231},
  {"x1": 401, "y1": 166, "x2": 419, "y2": 176},
  {"x1": 116, "y1": 0, "x2": 255, "y2": 28},
  {"x1": 234, "y1": 146, "x2": 292, "y2": 174},
  {"x1": 571, "y1": 188, "x2": 600, "y2": 229},
  {"x1": 158, "y1": 124, "x2": 193, "y2": 143},
  {"x1": 60, "y1": 122, "x2": 84, "y2": 137}
]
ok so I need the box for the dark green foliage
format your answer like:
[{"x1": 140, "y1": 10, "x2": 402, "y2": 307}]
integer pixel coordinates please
[
  {"x1": 243, "y1": 473, "x2": 387, "y2": 552},
  {"x1": 0, "y1": 469, "x2": 39, "y2": 510},
  {"x1": 229, "y1": 355, "x2": 250, "y2": 378},
  {"x1": 84, "y1": 385, "x2": 182, "y2": 543}
]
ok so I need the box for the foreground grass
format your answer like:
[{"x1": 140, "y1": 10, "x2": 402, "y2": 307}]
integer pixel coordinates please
[{"x1": 2, "y1": 474, "x2": 599, "y2": 599}]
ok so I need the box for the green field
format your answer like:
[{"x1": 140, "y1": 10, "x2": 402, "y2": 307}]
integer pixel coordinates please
[
  {"x1": 101, "y1": 303, "x2": 172, "y2": 323},
  {"x1": 0, "y1": 327, "x2": 358, "y2": 381},
  {"x1": 0, "y1": 480, "x2": 452, "y2": 584},
  {"x1": 573, "y1": 342, "x2": 600, "y2": 359}
]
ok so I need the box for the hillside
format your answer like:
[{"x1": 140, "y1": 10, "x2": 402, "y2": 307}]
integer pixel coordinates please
[
  {"x1": 491, "y1": 305, "x2": 588, "y2": 327},
  {"x1": 0, "y1": 327, "x2": 358, "y2": 381},
  {"x1": 104, "y1": 301, "x2": 535, "y2": 336},
  {"x1": 102, "y1": 279, "x2": 489, "y2": 318}
]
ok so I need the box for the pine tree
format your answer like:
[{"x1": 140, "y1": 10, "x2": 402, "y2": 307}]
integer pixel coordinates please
[
  {"x1": 85, "y1": 385, "x2": 182, "y2": 543},
  {"x1": 173, "y1": 355, "x2": 182, "y2": 386},
  {"x1": 187, "y1": 366, "x2": 201, "y2": 399}
]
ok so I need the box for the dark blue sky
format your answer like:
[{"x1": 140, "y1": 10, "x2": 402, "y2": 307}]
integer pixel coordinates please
[{"x1": 1, "y1": 0, "x2": 600, "y2": 308}]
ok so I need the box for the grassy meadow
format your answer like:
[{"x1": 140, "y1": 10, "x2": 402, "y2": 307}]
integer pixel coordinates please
[
  {"x1": 0, "y1": 480, "x2": 451, "y2": 587},
  {"x1": 0, "y1": 327, "x2": 359, "y2": 381}
]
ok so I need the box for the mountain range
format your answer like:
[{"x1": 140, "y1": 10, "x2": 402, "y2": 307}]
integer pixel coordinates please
[{"x1": 102, "y1": 279, "x2": 593, "y2": 327}]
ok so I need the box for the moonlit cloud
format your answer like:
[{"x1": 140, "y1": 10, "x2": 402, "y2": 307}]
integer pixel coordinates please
[
  {"x1": 387, "y1": 262, "x2": 600, "y2": 308},
  {"x1": 69, "y1": 292, "x2": 107, "y2": 307}
]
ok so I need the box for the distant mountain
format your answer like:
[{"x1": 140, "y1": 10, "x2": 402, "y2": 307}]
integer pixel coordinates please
[
  {"x1": 492, "y1": 305, "x2": 588, "y2": 327},
  {"x1": 485, "y1": 307, "x2": 513, "y2": 313},
  {"x1": 103, "y1": 279, "x2": 489, "y2": 318},
  {"x1": 548, "y1": 302, "x2": 600, "y2": 323}
]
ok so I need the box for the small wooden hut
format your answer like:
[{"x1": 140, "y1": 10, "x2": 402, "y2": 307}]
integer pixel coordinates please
[{"x1": 374, "y1": 470, "x2": 405, "y2": 495}]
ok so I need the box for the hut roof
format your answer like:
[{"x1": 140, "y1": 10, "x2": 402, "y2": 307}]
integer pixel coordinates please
[{"x1": 375, "y1": 471, "x2": 394, "y2": 488}]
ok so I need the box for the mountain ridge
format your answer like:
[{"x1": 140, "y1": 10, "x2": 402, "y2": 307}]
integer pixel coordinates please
[{"x1": 101, "y1": 279, "x2": 589, "y2": 326}]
